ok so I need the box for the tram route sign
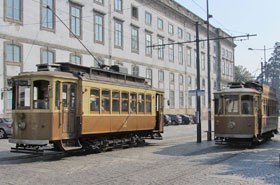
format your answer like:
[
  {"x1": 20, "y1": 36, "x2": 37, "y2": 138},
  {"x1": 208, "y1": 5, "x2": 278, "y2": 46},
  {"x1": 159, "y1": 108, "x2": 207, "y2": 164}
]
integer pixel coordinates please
[{"x1": 189, "y1": 90, "x2": 205, "y2": 96}]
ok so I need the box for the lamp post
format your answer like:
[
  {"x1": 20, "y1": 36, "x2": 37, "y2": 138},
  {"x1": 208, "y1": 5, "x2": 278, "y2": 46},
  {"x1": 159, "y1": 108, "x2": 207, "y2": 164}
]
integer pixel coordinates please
[
  {"x1": 206, "y1": 0, "x2": 213, "y2": 141},
  {"x1": 248, "y1": 46, "x2": 273, "y2": 83}
]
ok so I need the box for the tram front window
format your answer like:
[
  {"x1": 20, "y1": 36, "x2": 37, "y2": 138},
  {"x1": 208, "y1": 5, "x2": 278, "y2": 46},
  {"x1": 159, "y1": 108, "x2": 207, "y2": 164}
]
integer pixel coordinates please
[
  {"x1": 17, "y1": 85, "x2": 31, "y2": 108},
  {"x1": 33, "y1": 80, "x2": 49, "y2": 109},
  {"x1": 241, "y1": 95, "x2": 253, "y2": 115},
  {"x1": 225, "y1": 95, "x2": 239, "y2": 114},
  {"x1": 214, "y1": 95, "x2": 223, "y2": 115}
]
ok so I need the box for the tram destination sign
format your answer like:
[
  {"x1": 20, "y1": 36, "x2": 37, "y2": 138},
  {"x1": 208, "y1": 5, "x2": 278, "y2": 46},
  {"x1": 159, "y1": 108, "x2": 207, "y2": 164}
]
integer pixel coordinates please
[
  {"x1": 14, "y1": 80, "x2": 30, "y2": 86},
  {"x1": 189, "y1": 90, "x2": 205, "y2": 96}
]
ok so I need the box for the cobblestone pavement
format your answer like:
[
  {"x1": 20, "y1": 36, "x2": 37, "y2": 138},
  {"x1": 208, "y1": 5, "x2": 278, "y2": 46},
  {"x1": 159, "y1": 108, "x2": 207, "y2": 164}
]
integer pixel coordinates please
[{"x1": 0, "y1": 122, "x2": 280, "y2": 185}]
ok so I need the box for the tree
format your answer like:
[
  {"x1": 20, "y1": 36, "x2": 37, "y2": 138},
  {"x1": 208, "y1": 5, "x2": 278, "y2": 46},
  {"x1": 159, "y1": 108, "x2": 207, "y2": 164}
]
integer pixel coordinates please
[{"x1": 234, "y1": 65, "x2": 253, "y2": 82}]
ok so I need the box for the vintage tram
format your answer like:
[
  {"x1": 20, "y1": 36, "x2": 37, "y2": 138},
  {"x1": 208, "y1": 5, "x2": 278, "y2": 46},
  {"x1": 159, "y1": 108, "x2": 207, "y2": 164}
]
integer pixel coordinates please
[
  {"x1": 9, "y1": 63, "x2": 164, "y2": 153},
  {"x1": 214, "y1": 81, "x2": 278, "y2": 145}
]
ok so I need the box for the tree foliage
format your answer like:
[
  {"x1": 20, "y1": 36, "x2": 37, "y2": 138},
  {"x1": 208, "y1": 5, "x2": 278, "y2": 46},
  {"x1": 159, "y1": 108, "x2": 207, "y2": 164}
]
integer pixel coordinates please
[
  {"x1": 234, "y1": 65, "x2": 253, "y2": 82},
  {"x1": 262, "y1": 42, "x2": 280, "y2": 103}
]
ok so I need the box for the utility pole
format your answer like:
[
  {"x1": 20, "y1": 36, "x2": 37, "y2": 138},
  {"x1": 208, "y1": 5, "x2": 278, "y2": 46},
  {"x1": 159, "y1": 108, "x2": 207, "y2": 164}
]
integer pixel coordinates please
[
  {"x1": 263, "y1": 45, "x2": 267, "y2": 83},
  {"x1": 196, "y1": 22, "x2": 202, "y2": 143},
  {"x1": 206, "y1": 0, "x2": 212, "y2": 141}
]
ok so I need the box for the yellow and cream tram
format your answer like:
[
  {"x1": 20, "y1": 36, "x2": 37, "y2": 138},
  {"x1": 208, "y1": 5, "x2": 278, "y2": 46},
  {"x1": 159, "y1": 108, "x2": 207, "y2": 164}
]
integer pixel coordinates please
[
  {"x1": 214, "y1": 81, "x2": 278, "y2": 145},
  {"x1": 9, "y1": 63, "x2": 164, "y2": 153}
]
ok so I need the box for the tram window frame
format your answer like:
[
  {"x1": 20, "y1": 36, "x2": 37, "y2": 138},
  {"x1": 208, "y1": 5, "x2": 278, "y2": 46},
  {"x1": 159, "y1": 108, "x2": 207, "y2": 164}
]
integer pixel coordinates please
[
  {"x1": 241, "y1": 95, "x2": 254, "y2": 115},
  {"x1": 146, "y1": 94, "x2": 152, "y2": 114},
  {"x1": 33, "y1": 80, "x2": 49, "y2": 110},
  {"x1": 130, "y1": 92, "x2": 137, "y2": 114},
  {"x1": 224, "y1": 95, "x2": 239, "y2": 115},
  {"x1": 214, "y1": 94, "x2": 223, "y2": 115},
  {"x1": 90, "y1": 88, "x2": 100, "y2": 114},
  {"x1": 138, "y1": 93, "x2": 145, "y2": 114},
  {"x1": 101, "y1": 89, "x2": 110, "y2": 114},
  {"x1": 121, "y1": 91, "x2": 129, "y2": 114},
  {"x1": 112, "y1": 91, "x2": 120, "y2": 114},
  {"x1": 16, "y1": 85, "x2": 31, "y2": 109}
]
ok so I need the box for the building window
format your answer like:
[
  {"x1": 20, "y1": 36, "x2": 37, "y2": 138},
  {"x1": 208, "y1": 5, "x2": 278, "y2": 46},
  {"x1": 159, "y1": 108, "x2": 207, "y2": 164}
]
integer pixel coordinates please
[
  {"x1": 159, "y1": 71, "x2": 164, "y2": 81},
  {"x1": 188, "y1": 76, "x2": 192, "y2": 86},
  {"x1": 178, "y1": 28, "x2": 183, "y2": 39},
  {"x1": 146, "y1": 69, "x2": 152, "y2": 79},
  {"x1": 114, "y1": 20, "x2": 123, "y2": 48},
  {"x1": 168, "y1": 24, "x2": 173, "y2": 34},
  {"x1": 186, "y1": 32, "x2": 191, "y2": 41},
  {"x1": 132, "y1": 65, "x2": 139, "y2": 76},
  {"x1": 169, "y1": 90, "x2": 175, "y2": 108},
  {"x1": 6, "y1": 44, "x2": 21, "y2": 63},
  {"x1": 5, "y1": 0, "x2": 22, "y2": 23},
  {"x1": 201, "y1": 41, "x2": 205, "y2": 49},
  {"x1": 157, "y1": 18, "x2": 163, "y2": 30},
  {"x1": 179, "y1": 74, "x2": 183, "y2": 84},
  {"x1": 70, "y1": 3, "x2": 82, "y2": 37},
  {"x1": 168, "y1": 40, "x2": 174, "y2": 62},
  {"x1": 188, "y1": 95, "x2": 192, "y2": 107},
  {"x1": 222, "y1": 60, "x2": 225, "y2": 75},
  {"x1": 179, "y1": 91, "x2": 184, "y2": 107},
  {"x1": 222, "y1": 48, "x2": 225, "y2": 56},
  {"x1": 202, "y1": 79, "x2": 206, "y2": 89},
  {"x1": 178, "y1": 45, "x2": 183, "y2": 64},
  {"x1": 213, "y1": 42, "x2": 217, "y2": 53},
  {"x1": 187, "y1": 47, "x2": 191, "y2": 66},
  {"x1": 41, "y1": 49, "x2": 55, "y2": 64},
  {"x1": 131, "y1": 26, "x2": 139, "y2": 52},
  {"x1": 170, "y1": 73, "x2": 174, "y2": 82},
  {"x1": 145, "y1": 32, "x2": 152, "y2": 56},
  {"x1": 70, "y1": 54, "x2": 81, "y2": 65},
  {"x1": 131, "y1": 6, "x2": 138, "y2": 19},
  {"x1": 158, "y1": 37, "x2": 164, "y2": 59},
  {"x1": 145, "y1": 12, "x2": 152, "y2": 25},
  {"x1": 94, "y1": 13, "x2": 104, "y2": 43},
  {"x1": 114, "y1": 0, "x2": 122, "y2": 12},
  {"x1": 202, "y1": 95, "x2": 206, "y2": 107},
  {"x1": 41, "y1": 0, "x2": 55, "y2": 31},
  {"x1": 201, "y1": 53, "x2": 205, "y2": 70},
  {"x1": 213, "y1": 57, "x2": 217, "y2": 73}
]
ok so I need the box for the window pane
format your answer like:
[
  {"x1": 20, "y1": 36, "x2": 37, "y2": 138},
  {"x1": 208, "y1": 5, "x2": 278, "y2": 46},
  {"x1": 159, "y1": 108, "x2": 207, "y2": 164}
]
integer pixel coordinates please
[
  {"x1": 7, "y1": 45, "x2": 13, "y2": 61},
  {"x1": 14, "y1": 45, "x2": 20, "y2": 62},
  {"x1": 48, "y1": 51, "x2": 54, "y2": 63},
  {"x1": 90, "y1": 89, "x2": 100, "y2": 112},
  {"x1": 225, "y1": 95, "x2": 239, "y2": 114},
  {"x1": 18, "y1": 86, "x2": 31, "y2": 108},
  {"x1": 138, "y1": 94, "x2": 144, "y2": 113},
  {"x1": 121, "y1": 92, "x2": 128, "y2": 112}
]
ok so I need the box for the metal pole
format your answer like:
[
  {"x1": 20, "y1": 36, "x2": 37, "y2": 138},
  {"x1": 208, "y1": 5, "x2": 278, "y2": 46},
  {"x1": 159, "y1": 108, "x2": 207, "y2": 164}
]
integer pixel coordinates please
[
  {"x1": 196, "y1": 22, "x2": 201, "y2": 143},
  {"x1": 206, "y1": 0, "x2": 212, "y2": 141},
  {"x1": 264, "y1": 45, "x2": 267, "y2": 83}
]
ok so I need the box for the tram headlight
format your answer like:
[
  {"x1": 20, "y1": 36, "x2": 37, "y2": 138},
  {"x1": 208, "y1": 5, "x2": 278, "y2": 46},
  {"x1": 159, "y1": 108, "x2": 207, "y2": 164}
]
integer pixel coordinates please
[{"x1": 18, "y1": 120, "x2": 26, "y2": 130}]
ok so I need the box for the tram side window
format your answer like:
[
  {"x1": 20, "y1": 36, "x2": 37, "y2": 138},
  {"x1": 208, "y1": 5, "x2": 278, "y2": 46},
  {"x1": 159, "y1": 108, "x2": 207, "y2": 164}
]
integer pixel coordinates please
[
  {"x1": 55, "y1": 81, "x2": 60, "y2": 109},
  {"x1": 138, "y1": 94, "x2": 145, "y2": 113},
  {"x1": 112, "y1": 91, "x2": 120, "y2": 113},
  {"x1": 33, "y1": 80, "x2": 49, "y2": 109},
  {"x1": 225, "y1": 95, "x2": 239, "y2": 114},
  {"x1": 90, "y1": 89, "x2": 100, "y2": 113},
  {"x1": 146, "y1": 94, "x2": 152, "y2": 113},
  {"x1": 241, "y1": 95, "x2": 253, "y2": 115},
  {"x1": 214, "y1": 95, "x2": 223, "y2": 115},
  {"x1": 17, "y1": 85, "x2": 31, "y2": 108},
  {"x1": 130, "y1": 93, "x2": 137, "y2": 113},
  {"x1": 102, "y1": 90, "x2": 110, "y2": 113},
  {"x1": 122, "y1": 92, "x2": 129, "y2": 113}
]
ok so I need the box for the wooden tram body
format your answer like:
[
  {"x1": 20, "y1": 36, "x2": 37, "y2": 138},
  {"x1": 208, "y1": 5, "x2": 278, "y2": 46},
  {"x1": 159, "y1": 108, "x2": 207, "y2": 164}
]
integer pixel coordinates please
[
  {"x1": 214, "y1": 82, "x2": 278, "y2": 145},
  {"x1": 9, "y1": 63, "x2": 164, "y2": 152}
]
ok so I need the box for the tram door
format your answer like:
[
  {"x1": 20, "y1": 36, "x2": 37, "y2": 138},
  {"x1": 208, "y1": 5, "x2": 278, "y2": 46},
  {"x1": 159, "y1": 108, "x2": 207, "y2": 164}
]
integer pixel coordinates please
[
  {"x1": 155, "y1": 93, "x2": 164, "y2": 132},
  {"x1": 62, "y1": 83, "x2": 77, "y2": 139}
]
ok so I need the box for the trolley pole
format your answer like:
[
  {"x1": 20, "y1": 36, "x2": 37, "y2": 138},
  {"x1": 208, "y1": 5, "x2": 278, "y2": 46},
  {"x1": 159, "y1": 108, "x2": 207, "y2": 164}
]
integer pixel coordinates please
[
  {"x1": 206, "y1": 0, "x2": 212, "y2": 141},
  {"x1": 195, "y1": 22, "x2": 202, "y2": 143}
]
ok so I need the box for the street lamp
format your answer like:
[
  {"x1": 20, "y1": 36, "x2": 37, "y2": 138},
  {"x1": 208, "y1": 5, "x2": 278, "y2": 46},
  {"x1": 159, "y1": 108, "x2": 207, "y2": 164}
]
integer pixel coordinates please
[{"x1": 248, "y1": 46, "x2": 274, "y2": 83}]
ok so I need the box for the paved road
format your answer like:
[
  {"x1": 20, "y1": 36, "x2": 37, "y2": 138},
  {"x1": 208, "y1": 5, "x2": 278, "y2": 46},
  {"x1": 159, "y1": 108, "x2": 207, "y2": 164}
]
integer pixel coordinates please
[{"x1": 0, "y1": 122, "x2": 279, "y2": 185}]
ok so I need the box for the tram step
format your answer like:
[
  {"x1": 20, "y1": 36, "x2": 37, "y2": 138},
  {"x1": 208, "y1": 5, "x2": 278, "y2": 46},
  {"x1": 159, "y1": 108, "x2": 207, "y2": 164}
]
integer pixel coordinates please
[{"x1": 61, "y1": 139, "x2": 82, "y2": 151}]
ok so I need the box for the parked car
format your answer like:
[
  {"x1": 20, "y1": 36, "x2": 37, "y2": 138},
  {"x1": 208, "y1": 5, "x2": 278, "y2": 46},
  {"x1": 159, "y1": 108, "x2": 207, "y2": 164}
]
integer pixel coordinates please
[
  {"x1": 168, "y1": 114, "x2": 183, "y2": 125},
  {"x1": 164, "y1": 114, "x2": 171, "y2": 126},
  {"x1": 186, "y1": 114, "x2": 196, "y2": 124},
  {"x1": 0, "y1": 118, "x2": 12, "y2": 139},
  {"x1": 179, "y1": 114, "x2": 192, "y2": 125}
]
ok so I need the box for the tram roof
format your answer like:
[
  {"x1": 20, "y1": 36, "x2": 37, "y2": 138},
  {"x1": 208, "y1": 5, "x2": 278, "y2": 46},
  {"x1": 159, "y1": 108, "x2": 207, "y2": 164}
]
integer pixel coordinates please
[{"x1": 214, "y1": 87, "x2": 260, "y2": 94}]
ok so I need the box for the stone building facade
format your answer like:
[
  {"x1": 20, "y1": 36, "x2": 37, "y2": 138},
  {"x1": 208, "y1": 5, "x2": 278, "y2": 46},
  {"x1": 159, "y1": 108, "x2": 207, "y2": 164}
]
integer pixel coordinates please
[{"x1": 0, "y1": 0, "x2": 235, "y2": 118}]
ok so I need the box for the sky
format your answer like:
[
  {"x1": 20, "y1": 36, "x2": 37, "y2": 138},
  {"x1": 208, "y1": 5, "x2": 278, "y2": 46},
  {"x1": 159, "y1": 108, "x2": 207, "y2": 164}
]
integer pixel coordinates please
[{"x1": 175, "y1": 0, "x2": 280, "y2": 78}]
